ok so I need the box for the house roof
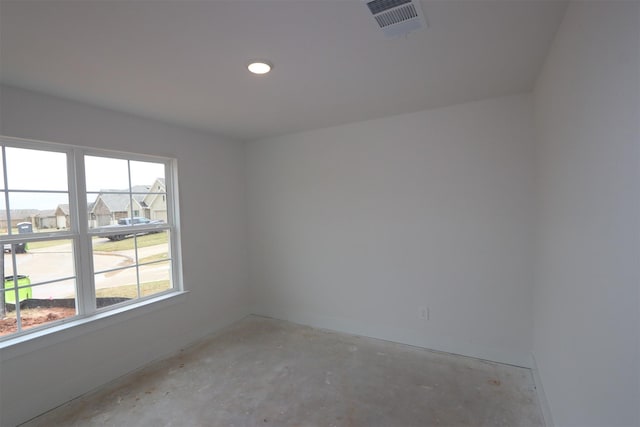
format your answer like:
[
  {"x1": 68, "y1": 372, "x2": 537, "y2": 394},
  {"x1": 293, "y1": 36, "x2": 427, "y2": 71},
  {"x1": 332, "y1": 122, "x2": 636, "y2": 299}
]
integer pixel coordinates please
[
  {"x1": 94, "y1": 192, "x2": 143, "y2": 213},
  {"x1": 36, "y1": 209, "x2": 56, "y2": 218},
  {"x1": 92, "y1": 183, "x2": 156, "y2": 213},
  {"x1": 48, "y1": 204, "x2": 93, "y2": 216},
  {"x1": 143, "y1": 178, "x2": 167, "y2": 206},
  {"x1": 56, "y1": 204, "x2": 70, "y2": 215},
  {"x1": 149, "y1": 178, "x2": 166, "y2": 193},
  {"x1": 131, "y1": 185, "x2": 151, "y2": 202},
  {"x1": 0, "y1": 209, "x2": 40, "y2": 221}
]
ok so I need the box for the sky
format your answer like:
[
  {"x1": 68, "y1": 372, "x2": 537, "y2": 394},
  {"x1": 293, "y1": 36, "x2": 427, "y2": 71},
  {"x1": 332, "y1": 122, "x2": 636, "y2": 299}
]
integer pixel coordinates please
[{"x1": 1, "y1": 147, "x2": 165, "y2": 210}]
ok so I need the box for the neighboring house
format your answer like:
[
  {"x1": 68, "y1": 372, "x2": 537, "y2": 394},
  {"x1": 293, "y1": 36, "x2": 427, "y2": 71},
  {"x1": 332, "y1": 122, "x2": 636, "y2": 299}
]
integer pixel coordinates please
[
  {"x1": 90, "y1": 194, "x2": 122, "y2": 226},
  {"x1": 90, "y1": 192, "x2": 141, "y2": 226},
  {"x1": 0, "y1": 209, "x2": 39, "y2": 231},
  {"x1": 3, "y1": 181, "x2": 168, "y2": 230},
  {"x1": 55, "y1": 204, "x2": 70, "y2": 229},
  {"x1": 35, "y1": 204, "x2": 90, "y2": 230},
  {"x1": 90, "y1": 181, "x2": 164, "y2": 226},
  {"x1": 34, "y1": 209, "x2": 57, "y2": 229},
  {"x1": 142, "y1": 178, "x2": 167, "y2": 222},
  {"x1": 127, "y1": 185, "x2": 152, "y2": 219}
]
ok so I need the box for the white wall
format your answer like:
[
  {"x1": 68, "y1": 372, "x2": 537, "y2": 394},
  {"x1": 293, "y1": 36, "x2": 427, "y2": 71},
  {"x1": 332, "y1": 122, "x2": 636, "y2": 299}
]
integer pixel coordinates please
[
  {"x1": 0, "y1": 85, "x2": 250, "y2": 426},
  {"x1": 532, "y1": 2, "x2": 640, "y2": 426},
  {"x1": 247, "y1": 94, "x2": 536, "y2": 367}
]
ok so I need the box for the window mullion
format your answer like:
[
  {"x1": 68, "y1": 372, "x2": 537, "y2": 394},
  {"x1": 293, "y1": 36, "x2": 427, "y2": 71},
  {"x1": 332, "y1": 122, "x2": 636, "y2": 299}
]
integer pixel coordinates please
[{"x1": 71, "y1": 149, "x2": 95, "y2": 315}]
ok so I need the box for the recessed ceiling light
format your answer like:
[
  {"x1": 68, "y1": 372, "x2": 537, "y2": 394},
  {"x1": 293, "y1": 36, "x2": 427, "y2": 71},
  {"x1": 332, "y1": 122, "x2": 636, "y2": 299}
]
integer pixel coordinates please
[{"x1": 247, "y1": 61, "x2": 272, "y2": 75}]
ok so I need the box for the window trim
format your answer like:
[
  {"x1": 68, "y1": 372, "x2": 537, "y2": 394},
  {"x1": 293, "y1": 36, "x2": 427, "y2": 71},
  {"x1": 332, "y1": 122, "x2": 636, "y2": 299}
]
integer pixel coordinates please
[{"x1": 0, "y1": 135, "x2": 184, "y2": 344}]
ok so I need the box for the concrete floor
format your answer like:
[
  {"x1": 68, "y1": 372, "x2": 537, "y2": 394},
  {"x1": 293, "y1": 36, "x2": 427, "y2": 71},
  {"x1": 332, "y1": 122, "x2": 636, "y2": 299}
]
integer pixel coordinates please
[{"x1": 23, "y1": 316, "x2": 544, "y2": 427}]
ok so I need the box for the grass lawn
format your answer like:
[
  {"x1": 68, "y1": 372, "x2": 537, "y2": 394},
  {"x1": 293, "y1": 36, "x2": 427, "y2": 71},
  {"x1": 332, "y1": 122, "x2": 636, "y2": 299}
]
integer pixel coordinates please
[
  {"x1": 95, "y1": 280, "x2": 171, "y2": 298},
  {"x1": 24, "y1": 232, "x2": 168, "y2": 252},
  {"x1": 93, "y1": 232, "x2": 168, "y2": 252}
]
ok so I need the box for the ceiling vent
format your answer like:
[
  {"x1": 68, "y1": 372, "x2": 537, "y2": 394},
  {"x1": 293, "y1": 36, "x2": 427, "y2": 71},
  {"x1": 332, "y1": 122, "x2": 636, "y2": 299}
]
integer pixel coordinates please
[{"x1": 364, "y1": 0, "x2": 426, "y2": 38}]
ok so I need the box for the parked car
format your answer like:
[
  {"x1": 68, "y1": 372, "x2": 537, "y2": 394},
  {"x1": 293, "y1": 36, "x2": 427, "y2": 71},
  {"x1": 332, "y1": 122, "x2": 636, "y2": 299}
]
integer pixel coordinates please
[
  {"x1": 3, "y1": 243, "x2": 27, "y2": 254},
  {"x1": 3, "y1": 222, "x2": 32, "y2": 253},
  {"x1": 98, "y1": 217, "x2": 164, "y2": 241}
]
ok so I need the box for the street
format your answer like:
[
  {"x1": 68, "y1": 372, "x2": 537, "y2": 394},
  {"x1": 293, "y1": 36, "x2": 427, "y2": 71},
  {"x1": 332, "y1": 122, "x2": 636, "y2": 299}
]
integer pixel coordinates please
[{"x1": 3, "y1": 239, "x2": 170, "y2": 299}]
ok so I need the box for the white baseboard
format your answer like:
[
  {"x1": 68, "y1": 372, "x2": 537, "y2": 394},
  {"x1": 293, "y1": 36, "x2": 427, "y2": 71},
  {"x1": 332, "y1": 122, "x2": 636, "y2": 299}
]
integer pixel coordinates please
[{"x1": 252, "y1": 309, "x2": 533, "y2": 368}]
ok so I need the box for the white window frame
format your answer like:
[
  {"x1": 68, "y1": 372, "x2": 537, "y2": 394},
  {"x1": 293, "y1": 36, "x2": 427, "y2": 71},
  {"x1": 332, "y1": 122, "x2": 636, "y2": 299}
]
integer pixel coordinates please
[{"x1": 0, "y1": 135, "x2": 184, "y2": 343}]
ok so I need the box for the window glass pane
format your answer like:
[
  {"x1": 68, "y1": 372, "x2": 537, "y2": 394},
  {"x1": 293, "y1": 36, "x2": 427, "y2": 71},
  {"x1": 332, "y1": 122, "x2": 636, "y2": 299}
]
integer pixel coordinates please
[
  {"x1": 92, "y1": 230, "x2": 168, "y2": 271},
  {"x1": 136, "y1": 231, "x2": 170, "y2": 264},
  {"x1": 0, "y1": 150, "x2": 4, "y2": 189},
  {"x1": 1, "y1": 276, "x2": 77, "y2": 337},
  {"x1": 87, "y1": 193, "x2": 99, "y2": 229},
  {"x1": 1, "y1": 289, "x2": 20, "y2": 337},
  {"x1": 92, "y1": 239, "x2": 135, "y2": 275},
  {"x1": 14, "y1": 239, "x2": 75, "y2": 285},
  {"x1": 18, "y1": 305, "x2": 77, "y2": 332},
  {"x1": 0, "y1": 194, "x2": 7, "y2": 235},
  {"x1": 139, "y1": 260, "x2": 172, "y2": 297},
  {"x1": 29, "y1": 279, "x2": 76, "y2": 300},
  {"x1": 2, "y1": 251, "x2": 15, "y2": 277},
  {"x1": 19, "y1": 280, "x2": 76, "y2": 330},
  {"x1": 85, "y1": 156, "x2": 129, "y2": 192},
  {"x1": 93, "y1": 232, "x2": 170, "y2": 275},
  {"x1": 5, "y1": 147, "x2": 67, "y2": 191},
  {"x1": 140, "y1": 192, "x2": 167, "y2": 223},
  {"x1": 150, "y1": 193, "x2": 167, "y2": 222},
  {"x1": 130, "y1": 161, "x2": 165, "y2": 191},
  {"x1": 89, "y1": 192, "x2": 134, "y2": 229},
  {"x1": 92, "y1": 229, "x2": 171, "y2": 305},
  {"x1": 2, "y1": 276, "x2": 26, "y2": 299},
  {"x1": 8, "y1": 192, "x2": 70, "y2": 233},
  {"x1": 2, "y1": 247, "x2": 25, "y2": 277},
  {"x1": 95, "y1": 266, "x2": 138, "y2": 307}
]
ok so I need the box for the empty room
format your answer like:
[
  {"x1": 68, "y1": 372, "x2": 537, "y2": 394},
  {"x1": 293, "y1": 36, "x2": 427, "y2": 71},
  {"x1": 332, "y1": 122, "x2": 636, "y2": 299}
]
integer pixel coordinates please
[{"x1": 0, "y1": 1, "x2": 638, "y2": 426}]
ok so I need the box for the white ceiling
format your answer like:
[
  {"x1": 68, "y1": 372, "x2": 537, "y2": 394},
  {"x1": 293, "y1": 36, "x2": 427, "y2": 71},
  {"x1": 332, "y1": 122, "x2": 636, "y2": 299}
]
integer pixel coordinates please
[{"x1": 0, "y1": 0, "x2": 567, "y2": 142}]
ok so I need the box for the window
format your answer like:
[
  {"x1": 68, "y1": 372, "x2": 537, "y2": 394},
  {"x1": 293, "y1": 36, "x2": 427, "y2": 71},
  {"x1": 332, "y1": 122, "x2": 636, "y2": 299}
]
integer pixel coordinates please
[{"x1": 0, "y1": 136, "x2": 181, "y2": 341}]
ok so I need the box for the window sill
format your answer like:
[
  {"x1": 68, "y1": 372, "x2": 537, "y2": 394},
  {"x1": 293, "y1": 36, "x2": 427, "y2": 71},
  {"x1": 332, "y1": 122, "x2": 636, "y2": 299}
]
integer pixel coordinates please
[{"x1": 0, "y1": 290, "x2": 189, "y2": 361}]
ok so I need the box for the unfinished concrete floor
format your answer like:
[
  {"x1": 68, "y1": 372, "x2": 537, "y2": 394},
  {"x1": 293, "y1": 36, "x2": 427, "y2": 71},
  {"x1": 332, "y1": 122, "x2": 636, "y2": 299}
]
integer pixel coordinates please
[{"x1": 23, "y1": 316, "x2": 544, "y2": 427}]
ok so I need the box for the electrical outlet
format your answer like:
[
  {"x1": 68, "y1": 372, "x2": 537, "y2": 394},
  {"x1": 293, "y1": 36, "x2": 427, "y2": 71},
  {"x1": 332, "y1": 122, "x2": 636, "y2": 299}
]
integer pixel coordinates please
[{"x1": 419, "y1": 306, "x2": 429, "y2": 321}]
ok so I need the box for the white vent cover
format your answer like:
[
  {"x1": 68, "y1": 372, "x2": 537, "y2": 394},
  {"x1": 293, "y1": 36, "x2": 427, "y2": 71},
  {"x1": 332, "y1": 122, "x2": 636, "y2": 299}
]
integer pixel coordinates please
[{"x1": 364, "y1": 0, "x2": 426, "y2": 38}]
